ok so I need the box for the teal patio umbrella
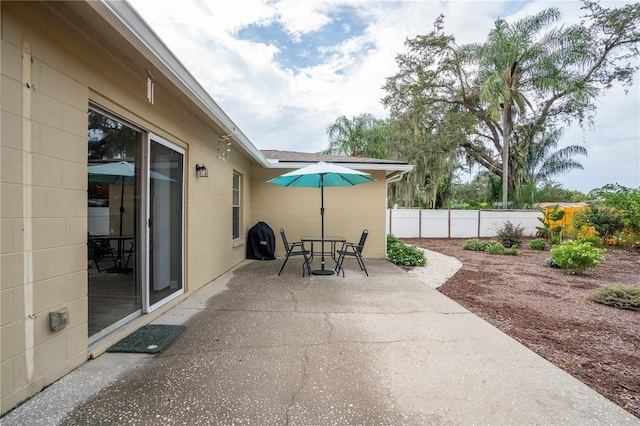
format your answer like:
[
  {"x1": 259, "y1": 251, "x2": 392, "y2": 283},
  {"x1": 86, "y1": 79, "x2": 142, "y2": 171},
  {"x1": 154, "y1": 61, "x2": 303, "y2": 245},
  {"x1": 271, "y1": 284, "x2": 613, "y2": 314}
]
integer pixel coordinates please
[
  {"x1": 88, "y1": 161, "x2": 138, "y2": 238},
  {"x1": 88, "y1": 161, "x2": 173, "y2": 270},
  {"x1": 268, "y1": 162, "x2": 376, "y2": 275}
]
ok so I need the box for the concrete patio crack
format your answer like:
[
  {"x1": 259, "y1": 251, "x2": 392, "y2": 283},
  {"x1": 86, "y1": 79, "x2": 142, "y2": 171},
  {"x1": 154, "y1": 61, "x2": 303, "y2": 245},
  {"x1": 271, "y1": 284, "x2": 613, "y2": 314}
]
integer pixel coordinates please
[
  {"x1": 323, "y1": 311, "x2": 334, "y2": 342},
  {"x1": 286, "y1": 347, "x2": 310, "y2": 425}
]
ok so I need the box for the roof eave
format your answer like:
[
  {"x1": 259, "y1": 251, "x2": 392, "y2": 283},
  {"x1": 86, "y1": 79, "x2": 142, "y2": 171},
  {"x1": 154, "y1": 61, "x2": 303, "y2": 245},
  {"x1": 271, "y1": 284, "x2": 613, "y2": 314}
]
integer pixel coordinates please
[{"x1": 88, "y1": 0, "x2": 271, "y2": 167}]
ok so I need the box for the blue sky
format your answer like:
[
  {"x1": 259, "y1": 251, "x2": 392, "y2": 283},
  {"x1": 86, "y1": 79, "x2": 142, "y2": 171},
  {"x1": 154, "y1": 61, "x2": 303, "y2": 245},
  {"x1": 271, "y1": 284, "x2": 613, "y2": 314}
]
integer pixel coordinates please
[
  {"x1": 128, "y1": 0, "x2": 639, "y2": 194},
  {"x1": 238, "y1": 5, "x2": 371, "y2": 71}
]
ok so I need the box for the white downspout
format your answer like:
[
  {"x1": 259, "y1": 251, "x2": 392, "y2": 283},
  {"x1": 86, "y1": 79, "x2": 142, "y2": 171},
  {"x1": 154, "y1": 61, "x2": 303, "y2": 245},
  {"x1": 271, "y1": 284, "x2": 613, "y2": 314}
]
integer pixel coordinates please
[
  {"x1": 385, "y1": 170, "x2": 410, "y2": 256},
  {"x1": 22, "y1": 36, "x2": 35, "y2": 380}
]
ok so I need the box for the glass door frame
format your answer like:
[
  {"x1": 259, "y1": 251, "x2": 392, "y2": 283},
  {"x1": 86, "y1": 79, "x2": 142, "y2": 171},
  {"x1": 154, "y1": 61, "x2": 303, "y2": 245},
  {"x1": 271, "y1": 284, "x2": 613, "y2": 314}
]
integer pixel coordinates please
[
  {"x1": 87, "y1": 106, "x2": 144, "y2": 344},
  {"x1": 145, "y1": 133, "x2": 185, "y2": 313}
]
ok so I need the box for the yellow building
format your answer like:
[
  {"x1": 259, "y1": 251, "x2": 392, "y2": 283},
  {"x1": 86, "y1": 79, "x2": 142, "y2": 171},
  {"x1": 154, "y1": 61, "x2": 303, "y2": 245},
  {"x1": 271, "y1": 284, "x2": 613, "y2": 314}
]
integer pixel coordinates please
[{"x1": 0, "y1": 1, "x2": 412, "y2": 414}]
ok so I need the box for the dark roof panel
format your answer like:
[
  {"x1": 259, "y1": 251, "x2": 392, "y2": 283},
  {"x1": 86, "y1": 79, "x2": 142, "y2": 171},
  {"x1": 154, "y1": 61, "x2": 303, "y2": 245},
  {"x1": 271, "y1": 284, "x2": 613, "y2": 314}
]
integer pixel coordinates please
[{"x1": 261, "y1": 150, "x2": 409, "y2": 165}]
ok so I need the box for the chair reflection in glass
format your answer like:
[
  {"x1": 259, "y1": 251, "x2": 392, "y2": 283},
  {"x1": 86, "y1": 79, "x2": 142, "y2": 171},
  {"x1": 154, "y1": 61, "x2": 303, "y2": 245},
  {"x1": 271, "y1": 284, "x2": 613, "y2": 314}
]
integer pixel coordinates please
[
  {"x1": 87, "y1": 233, "x2": 115, "y2": 273},
  {"x1": 87, "y1": 234, "x2": 135, "y2": 273},
  {"x1": 335, "y1": 229, "x2": 369, "y2": 277},
  {"x1": 278, "y1": 229, "x2": 312, "y2": 277}
]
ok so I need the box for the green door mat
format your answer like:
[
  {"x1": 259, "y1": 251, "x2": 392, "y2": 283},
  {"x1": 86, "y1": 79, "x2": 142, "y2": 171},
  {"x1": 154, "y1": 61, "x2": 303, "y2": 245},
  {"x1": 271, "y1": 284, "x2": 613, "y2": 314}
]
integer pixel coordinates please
[{"x1": 107, "y1": 324, "x2": 186, "y2": 354}]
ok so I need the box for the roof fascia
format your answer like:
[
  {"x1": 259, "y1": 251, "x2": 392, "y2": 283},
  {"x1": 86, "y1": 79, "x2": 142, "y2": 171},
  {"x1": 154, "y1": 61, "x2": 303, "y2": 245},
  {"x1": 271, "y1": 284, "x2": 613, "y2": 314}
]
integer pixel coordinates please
[{"x1": 87, "y1": 0, "x2": 271, "y2": 167}]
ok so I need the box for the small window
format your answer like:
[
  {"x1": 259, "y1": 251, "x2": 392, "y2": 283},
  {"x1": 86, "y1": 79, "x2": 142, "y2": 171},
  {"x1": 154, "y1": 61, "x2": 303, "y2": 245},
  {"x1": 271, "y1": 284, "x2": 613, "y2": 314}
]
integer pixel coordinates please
[{"x1": 232, "y1": 171, "x2": 241, "y2": 239}]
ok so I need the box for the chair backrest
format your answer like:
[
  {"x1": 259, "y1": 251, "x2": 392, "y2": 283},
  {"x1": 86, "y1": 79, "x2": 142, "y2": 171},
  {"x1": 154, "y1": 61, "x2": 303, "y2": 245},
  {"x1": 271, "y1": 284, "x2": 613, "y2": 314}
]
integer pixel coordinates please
[
  {"x1": 279, "y1": 228, "x2": 289, "y2": 250},
  {"x1": 356, "y1": 229, "x2": 368, "y2": 253}
]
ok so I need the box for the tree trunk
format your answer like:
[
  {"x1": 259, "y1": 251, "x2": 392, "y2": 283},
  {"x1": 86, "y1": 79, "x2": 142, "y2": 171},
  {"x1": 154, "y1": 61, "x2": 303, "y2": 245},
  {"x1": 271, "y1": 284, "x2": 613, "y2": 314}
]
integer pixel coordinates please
[{"x1": 502, "y1": 106, "x2": 512, "y2": 209}]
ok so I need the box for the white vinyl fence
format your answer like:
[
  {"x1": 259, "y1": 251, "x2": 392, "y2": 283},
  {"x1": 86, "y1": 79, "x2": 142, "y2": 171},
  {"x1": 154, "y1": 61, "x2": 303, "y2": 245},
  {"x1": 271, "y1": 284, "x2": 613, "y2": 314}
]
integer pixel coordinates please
[{"x1": 386, "y1": 209, "x2": 542, "y2": 238}]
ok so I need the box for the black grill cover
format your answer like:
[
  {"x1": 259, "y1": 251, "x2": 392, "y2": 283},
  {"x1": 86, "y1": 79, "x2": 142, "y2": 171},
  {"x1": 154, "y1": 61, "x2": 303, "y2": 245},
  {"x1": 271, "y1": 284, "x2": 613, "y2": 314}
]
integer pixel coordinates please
[{"x1": 246, "y1": 221, "x2": 276, "y2": 260}]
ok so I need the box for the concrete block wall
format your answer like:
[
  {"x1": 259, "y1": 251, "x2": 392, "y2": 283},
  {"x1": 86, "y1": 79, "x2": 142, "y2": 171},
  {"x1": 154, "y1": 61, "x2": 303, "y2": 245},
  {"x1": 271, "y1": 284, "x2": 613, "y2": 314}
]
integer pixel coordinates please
[
  {"x1": 1, "y1": 4, "x2": 89, "y2": 413},
  {"x1": 249, "y1": 167, "x2": 388, "y2": 259}
]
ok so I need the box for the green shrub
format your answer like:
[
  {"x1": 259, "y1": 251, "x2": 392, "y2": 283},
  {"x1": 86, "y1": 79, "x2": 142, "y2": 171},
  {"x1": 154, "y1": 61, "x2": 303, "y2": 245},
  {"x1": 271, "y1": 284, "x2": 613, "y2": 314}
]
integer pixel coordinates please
[
  {"x1": 386, "y1": 234, "x2": 427, "y2": 267},
  {"x1": 463, "y1": 239, "x2": 487, "y2": 251},
  {"x1": 387, "y1": 234, "x2": 403, "y2": 258},
  {"x1": 576, "y1": 234, "x2": 602, "y2": 247},
  {"x1": 463, "y1": 239, "x2": 516, "y2": 255},
  {"x1": 590, "y1": 285, "x2": 640, "y2": 311},
  {"x1": 530, "y1": 238, "x2": 548, "y2": 250},
  {"x1": 579, "y1": 204, "x2": 625, "y2": 242},
  {"x1": 387, "y1": 233, "x2": 402, "y2": 247},
  {"x1": 484, "y1": 241, "x2": 506, "y2": 255},
  {"x1": 550, "y1": 240, "x2": 605, "y2": 274},
  {"x1": 496, "y1": 220, "x2": 523, "y2": 248},
  {"x1": 589, "y1": 184, "x2": 640, "y2": 234}
]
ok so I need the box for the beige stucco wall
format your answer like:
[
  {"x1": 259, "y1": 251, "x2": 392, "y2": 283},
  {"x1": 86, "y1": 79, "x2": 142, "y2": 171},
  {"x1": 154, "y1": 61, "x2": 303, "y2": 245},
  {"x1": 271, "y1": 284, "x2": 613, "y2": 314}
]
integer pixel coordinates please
[
  {"x1": 250, "y1": 167, "x2": 388, "y2": 259},
  {"x1": 1, "y1": 2, "x2": 253, "y2": 414}
]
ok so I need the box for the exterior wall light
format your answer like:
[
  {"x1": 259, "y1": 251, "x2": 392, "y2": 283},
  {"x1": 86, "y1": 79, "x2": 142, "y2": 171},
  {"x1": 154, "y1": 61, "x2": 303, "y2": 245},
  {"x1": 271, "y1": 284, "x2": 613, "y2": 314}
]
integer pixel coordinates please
[{"x1": 195, "y1": 164, "x2": 208, "y2": 178}]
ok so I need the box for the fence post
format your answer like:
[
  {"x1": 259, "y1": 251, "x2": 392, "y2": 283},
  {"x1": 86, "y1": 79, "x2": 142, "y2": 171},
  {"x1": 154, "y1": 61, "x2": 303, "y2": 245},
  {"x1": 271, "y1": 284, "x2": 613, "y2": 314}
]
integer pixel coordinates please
[
  {"x1": 389, "y1": 209, "x2": 392, "y2": 235},
  {"x1": 448, "y1": 209, "x2": 451, "y2": 238},
  {"x1": 418, "y1": 208, "x2": 422, "y2": 238},
  {"x1": 477, "y1": 210, "x2": 481, "y2": 238}
]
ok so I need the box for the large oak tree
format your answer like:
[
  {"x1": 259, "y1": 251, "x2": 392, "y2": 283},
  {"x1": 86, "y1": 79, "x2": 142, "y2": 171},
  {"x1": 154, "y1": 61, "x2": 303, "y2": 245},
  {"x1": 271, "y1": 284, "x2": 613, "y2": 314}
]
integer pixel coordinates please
[{"x1": 382, "y1": 1, "x2": 640, "y2": 208}]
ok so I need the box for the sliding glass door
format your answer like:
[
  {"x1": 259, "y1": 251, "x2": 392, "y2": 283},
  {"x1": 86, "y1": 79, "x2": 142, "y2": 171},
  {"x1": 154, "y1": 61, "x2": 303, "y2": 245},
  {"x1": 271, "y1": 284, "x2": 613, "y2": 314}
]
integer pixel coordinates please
[
  {"x1": 88, "y1": 109, "x2": 186, "y2": 339},
  {"x1": 147, "y1": 135, "x2": 185, "y2": 310},
  {"x1": 87, "y1": 109, "x2": 142, "y2": 340}
]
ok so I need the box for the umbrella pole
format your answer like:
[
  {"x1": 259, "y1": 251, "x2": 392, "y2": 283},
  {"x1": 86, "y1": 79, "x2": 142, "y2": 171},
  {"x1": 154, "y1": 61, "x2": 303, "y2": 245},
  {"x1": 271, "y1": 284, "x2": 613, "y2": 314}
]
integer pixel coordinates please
[
  {"x1": 321, "y1": 184, "x2": 325, "y2": 269},
  {"x1": 117, "y1": 180, "x2": 125, "y2": 268},
  {"x1": 107, "y1": 178, "x2": 129, "y2": 273},
  {"x1": 312, "y1": 182, "x2": 334, "y2": 275}
]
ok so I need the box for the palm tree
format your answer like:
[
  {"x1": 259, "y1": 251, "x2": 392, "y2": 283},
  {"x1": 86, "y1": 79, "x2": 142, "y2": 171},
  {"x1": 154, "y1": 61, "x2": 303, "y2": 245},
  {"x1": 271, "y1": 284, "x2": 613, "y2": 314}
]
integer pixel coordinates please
[
  {"x1": 383, "y1": 3, "x2": 638, "y2": 208},
  {"x1": 477, "y1": 8, "x2": 585, "y2": 208},
  {"x1": 515, "y1": 127, "x2": 587, "y2": 205},
  {"x1": 324, "y1": 113, "x2": 388, "y2": 158}
]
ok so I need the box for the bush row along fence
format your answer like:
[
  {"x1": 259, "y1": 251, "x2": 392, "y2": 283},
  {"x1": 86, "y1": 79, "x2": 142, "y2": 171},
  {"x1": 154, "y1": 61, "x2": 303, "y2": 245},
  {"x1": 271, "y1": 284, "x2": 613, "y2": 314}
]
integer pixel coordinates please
[{"x1": 386, "y1": 209, "x2": 544, "y2": 239}]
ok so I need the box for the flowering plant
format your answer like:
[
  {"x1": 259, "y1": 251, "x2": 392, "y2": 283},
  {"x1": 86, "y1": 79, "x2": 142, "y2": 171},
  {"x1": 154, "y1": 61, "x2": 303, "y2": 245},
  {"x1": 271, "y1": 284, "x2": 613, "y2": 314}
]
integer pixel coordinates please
[
  {"x1": 387, "y1": 234, "x2": 427, "y2": 266},
  {"x1": 550, "y1": 239, "x2": 605, "y2": 274}
]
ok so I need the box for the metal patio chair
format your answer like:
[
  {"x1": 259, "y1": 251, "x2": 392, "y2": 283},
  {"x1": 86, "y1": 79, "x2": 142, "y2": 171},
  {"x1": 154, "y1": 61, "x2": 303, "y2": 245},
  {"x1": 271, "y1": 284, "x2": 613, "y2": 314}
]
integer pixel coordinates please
[
  {"x1": 278, "y1": 228, "x2": 312, "y2": 276},
  {"x1": 335, "y1": 229, "x2": 369, "y2": 277}
]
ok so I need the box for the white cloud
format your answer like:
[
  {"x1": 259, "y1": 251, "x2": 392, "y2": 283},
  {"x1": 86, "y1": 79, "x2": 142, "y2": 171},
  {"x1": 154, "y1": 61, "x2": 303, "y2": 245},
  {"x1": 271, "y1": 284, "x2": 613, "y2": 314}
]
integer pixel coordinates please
[
  {"x1": 127, "y1": 0, "x2": 639, "y2": 192},
  {"x1": 560, "y1": 80, "x2": 640, "y2": 192},
  {"x1": 273, "y1": 0, "x2": 334, "y2": 39}
]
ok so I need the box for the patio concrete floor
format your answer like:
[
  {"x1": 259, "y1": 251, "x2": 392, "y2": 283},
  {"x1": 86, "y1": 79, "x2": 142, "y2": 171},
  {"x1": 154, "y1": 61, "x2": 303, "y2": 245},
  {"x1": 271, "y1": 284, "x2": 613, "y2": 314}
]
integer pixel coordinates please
[{"x1": 3, "y1": 256, "x2": 639, "y2": 425}]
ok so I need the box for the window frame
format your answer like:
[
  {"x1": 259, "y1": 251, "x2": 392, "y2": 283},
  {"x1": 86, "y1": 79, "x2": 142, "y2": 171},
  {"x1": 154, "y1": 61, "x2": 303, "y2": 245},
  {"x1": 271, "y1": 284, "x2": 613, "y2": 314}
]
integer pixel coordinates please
[{"x1": 232, "y1": 171, "x2": 242, "y2": 240}]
